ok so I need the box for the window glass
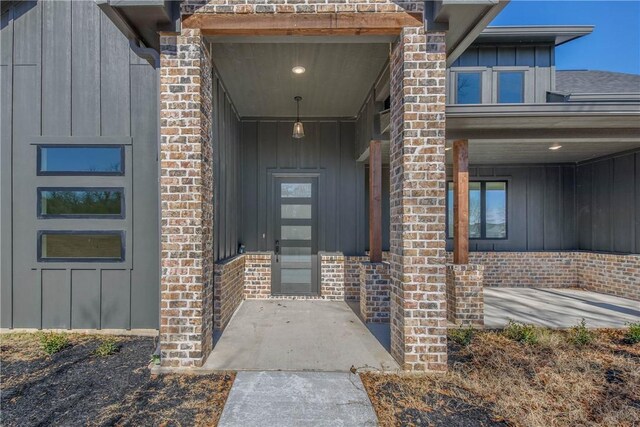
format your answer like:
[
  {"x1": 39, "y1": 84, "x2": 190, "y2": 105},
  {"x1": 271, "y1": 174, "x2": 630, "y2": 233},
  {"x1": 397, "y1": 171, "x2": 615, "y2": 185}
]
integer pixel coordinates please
[
  {"x1": 39, "y1": 232, "x2": 123, "y2": 261},
  {"x1": 39, "y1": 189, "x2": 123, "y2": 218},
  {"x1": 281, "y1": 183, "x2": 312, "y2": 198},
  {"x1": 39, "y1": 146, "x2": 123, "y2": 174},
  {"x1": 469, "y1": 182, "x2": 482, "y2": 238},
  {"x1": 281, "y1": 225, "x2": 311, "y2": 240},
  {"x1": 498, "y1": 72, "x2": 524, "y2": 103},
  {"x1": 281, "y1": 204, "x2": 311, "y2": 219},
  {"x1": 486, "y1": 182, "x2": 507, "y2": 238},
  {"x1": 456, "y1": 72, "x2": 482, "y2": 104}
]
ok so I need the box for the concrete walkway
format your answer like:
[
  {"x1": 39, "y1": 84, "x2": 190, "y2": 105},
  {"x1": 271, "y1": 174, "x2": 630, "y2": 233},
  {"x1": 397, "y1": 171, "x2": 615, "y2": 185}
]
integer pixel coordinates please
[
  {"x1": 203, "y1": 300, "x2": 398, "y2": 372},
  {"x1": 485, "y1": 288, "x2": 640, "y2": 329},
  {"x1": 218, "y1": 371, "x2": 377, "y2": 427}
]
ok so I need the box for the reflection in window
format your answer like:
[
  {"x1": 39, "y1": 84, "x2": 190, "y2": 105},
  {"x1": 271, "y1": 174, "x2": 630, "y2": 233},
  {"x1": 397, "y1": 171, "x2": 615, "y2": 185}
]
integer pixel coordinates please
[
  {"x1": 39, "y1": 231, "x2": 124, "y2": 261},
  {"x1": 281, "y1": 183, "x2": 312, "y2": 198},
  {"x1": 456, "y1": 72, "x2": 482, "y2": 104},
  {"x1": 38, "y1": 146, "x2": 123, "y2": 175},
  {"x1": 39, "y1": 189, "x2": 123, "y2": 218},
  {"x1": 498, "y1": 72, "x2": 524, "y2": 103},
  {"x1": 447, "y1": 181, "x2": 507, "y2": 239}
]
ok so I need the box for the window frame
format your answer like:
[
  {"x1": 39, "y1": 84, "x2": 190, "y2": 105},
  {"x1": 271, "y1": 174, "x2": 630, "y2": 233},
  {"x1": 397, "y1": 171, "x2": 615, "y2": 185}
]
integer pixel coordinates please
[
  {"x1": 37, "y1": 187, "x2": 126, "y2": 219},
  {"x1": 496, "y1": 70, "x2": 525, "y2": 104},
  {"x1": 37, "y1": 230, "x2": 126, "y2": 263},
  {"x1": 455, "y1": 71, "x2": 483, "y2": 105},
  {"x1": 37, "y1": 144, "x2": 125, "y2": 176},
  {"x1": 446, "y1": 180, "x2": 509, "y2": 240}
]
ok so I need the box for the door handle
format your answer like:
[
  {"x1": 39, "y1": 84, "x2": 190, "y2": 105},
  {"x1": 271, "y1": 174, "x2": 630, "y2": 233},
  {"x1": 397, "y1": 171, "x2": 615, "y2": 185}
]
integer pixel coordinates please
[{"x1": 275, "y1": 240, "x2": 280, "y2": 262}]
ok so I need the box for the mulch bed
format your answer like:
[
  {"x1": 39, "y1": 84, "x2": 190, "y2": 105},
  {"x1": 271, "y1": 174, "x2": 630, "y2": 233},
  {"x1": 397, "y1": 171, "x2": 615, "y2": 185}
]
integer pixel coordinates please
[{"x1": 1, "y1": 334, "x2": 234, "y2": 426}]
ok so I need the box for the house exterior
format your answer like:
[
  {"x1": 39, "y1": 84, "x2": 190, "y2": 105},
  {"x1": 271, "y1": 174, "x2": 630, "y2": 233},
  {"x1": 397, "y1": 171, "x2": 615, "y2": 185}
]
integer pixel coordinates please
[{"x1": 1, "y1": 0, "x2": 639, "y2": 371}]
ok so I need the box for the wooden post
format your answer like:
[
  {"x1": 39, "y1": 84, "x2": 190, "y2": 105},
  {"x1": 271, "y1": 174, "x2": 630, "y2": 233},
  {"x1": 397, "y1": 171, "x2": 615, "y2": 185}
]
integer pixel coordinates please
[
  {"x1": 369, "y1": 140, "x2": 382, "y2": 263},
  {"x1": 453, "y1": 139, "x2": 469, "y2": 265}
]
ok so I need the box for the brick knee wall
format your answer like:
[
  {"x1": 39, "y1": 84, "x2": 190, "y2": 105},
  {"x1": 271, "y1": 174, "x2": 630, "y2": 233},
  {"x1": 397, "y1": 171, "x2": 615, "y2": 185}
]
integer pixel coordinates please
[
  {"x1": 360, "y1": 262, "x2": 391, "y2": 323},
  {"x1": 446, "y1": 264, "x2": 484, "y2": 327},
  {"x1": 577, "y1": 252, "x2": 640, "y2": 301},
  {"x1": 320, "y1": 253, "x2": 345, "y2": 300},
  {"x1": 244, "y1": 253, "x2": 272, "y2": 299},
  {"x1": 214, "y1": 255, "x2": 245, "y2": 331}
]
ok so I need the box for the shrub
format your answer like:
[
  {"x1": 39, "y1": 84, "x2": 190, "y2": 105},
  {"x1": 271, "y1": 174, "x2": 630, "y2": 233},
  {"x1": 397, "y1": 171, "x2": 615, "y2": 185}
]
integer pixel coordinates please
[
  {"x1": 449, "y1": 326, "x2": 475, "y2": 346},
  {"x1": 94, "y1": 337, "x2": 120, "y2": 357},
  {"x1": 625, "y1": 322, "x2": 640, "y2": 344},
  {"x1": 39, "y1": 332, "x2": 70, "y2": 355},
  {"x1": 503, "y1": 320, "x2": 539, "y2": 345},
  {"x1": 569, "y1": 319, "x2": 594, "y2": 346}
]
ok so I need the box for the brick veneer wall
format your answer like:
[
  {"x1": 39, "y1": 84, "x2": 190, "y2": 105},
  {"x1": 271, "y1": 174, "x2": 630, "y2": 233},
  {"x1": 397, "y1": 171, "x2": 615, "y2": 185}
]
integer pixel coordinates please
[
  {"x1": 159, "y1": 29, "x2": 214, "y2": 368},
  {"x1": 213, "y1": 255, "x2": 245, "y2": 331},
  {"x1": 181, "y1": 0, "x2": 425, "y2": 14},
  {"x1": 360, "y1": 262, "x2": 391, "y2": 323},
  {"x1": 389, "y1": 28, "x2": 448, "y2": 372},
  {"x1": 244, "y1": 253, "x2": 272, "y2": 299},
  {"x1": 576, "y1": 252, "x2": 640, "y2": 301},
  {"x1": 319, "y1": 253, "x2": 369, "y2": 300},
  {"x1": 446, "y1": 264, "x2": 484, "y2": 328}
]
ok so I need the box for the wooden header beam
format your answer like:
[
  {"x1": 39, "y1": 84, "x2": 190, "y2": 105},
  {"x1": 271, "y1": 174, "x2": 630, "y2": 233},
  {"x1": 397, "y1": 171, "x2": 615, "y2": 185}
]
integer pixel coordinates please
[
  {"x1": 453, "y1": 139, "x2": 469, "y2": 265},
  {"x1": 369, "y1": 140, "x2": 382, "y2": 263},
  {"x1": 182, "y1": 12, "x2": 422, "y2": 36}
]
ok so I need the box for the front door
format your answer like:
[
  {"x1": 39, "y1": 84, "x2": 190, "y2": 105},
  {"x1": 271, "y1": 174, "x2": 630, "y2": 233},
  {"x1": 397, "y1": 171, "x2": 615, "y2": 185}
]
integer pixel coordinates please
[{"x1": 271, "y1": 176, "x2": 319, "y2": 296}]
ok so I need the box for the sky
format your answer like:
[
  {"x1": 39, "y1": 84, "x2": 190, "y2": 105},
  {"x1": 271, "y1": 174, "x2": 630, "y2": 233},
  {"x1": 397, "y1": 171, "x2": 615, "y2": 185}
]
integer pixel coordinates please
[{"x1": 490, "y1": 0, "x2": 640, "y2": 74}]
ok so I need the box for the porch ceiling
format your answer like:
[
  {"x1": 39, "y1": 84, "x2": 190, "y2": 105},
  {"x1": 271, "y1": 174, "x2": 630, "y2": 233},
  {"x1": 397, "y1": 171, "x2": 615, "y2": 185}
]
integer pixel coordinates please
[{"x1": 208, "y1": 41, "x2": 389, "y2": 118}]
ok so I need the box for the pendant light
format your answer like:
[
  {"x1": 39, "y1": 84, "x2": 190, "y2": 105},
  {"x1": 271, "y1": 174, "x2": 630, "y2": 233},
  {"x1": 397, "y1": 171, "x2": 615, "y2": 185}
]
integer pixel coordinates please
[{"x1": 292, "y1": 96, "x2": 305, "y2": 139}]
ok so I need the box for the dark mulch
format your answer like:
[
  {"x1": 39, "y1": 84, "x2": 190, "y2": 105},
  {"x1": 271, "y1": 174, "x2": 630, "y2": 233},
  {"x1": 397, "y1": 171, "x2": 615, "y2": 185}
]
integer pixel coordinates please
[{"x1": 0, "y1": 334, "x2": 234, "y2": 427}]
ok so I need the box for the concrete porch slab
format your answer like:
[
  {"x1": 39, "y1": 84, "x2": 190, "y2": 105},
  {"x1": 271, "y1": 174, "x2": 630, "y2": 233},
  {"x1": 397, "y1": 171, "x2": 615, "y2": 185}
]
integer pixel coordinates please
[
  {"x1": 203, "y1": 300, "x2": 399, "y2": 372},
  {"x1": 218, "y1": 371, "x2": 377, "y2": 427},
  {"x1": 485, "y1": 288, "x2": 640, "y2": 329}
]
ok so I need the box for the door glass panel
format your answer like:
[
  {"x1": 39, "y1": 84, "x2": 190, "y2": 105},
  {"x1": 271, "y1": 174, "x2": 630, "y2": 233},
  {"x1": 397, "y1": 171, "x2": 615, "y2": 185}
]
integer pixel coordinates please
[
  {"x1": 40, "y1": 232, "x2": 123, "y2": 261},
  {"x1": 281, "y1": 247, "x2": 312, "y2": 255},
  {"x1": 281, "y1": 204, "x2": 311, "y2": 219},
  {"x1": 39, "y1": 189, "x2": 123, "y2": 217},
  {"x1": 281, "y1": 183, "x2": 311, "y2": 198},
  {"x1": 281, "y1": 255, "x2": 312, "y2": 269},
  {"x1": 281, "y1": 225, "x2": 311, "y2": 240},
  {"x1": 281, "y1": 269, "x2": 312, "y2": 284}
]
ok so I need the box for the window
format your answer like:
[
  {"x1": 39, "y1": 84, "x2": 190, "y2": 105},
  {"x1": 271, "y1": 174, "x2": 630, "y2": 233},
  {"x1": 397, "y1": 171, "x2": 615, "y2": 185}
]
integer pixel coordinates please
[
  {"x1": 447, "y1": 181, "x2": 507, "y2": 239},
  {"x1": 498, "y1": 72, "x2": 524, "y2": 103},
  {"x1": 38, "y1": 145, "x2": 124, "y2": 175},
  {"x1": 456, "y1": 72, "x2": 482, "y2": 104},
  {"x1": 38, "y1": 231, "x2": 124, "y2": 262},
  {"x1": 38, "y1": 188, "x2": 124, "y2": 218}
]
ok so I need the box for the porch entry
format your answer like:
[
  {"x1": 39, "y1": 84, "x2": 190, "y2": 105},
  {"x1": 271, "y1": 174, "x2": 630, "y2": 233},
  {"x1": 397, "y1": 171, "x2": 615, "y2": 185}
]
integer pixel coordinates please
[{"x1": 271, "y1": 176, "x2": 319, "y2": 296}]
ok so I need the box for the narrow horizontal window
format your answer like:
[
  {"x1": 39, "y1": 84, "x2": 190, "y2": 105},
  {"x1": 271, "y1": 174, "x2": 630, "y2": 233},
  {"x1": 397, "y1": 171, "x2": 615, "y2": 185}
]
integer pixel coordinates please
[
  {"x1": 281, "y1": 183, "x2": 312, "y2": 198},
  {"x1": 38, "y1": 231, "x2": 124, "y2": 262},
  {"x1": 38, "y1": 145, "x2": 124, "y2": 175},
  {"x1": 456, "y1": 72, "x2": 482, "y2": 104},
  {"x1": 447, "y1": 181, "x2": 508, "y2": 240},
  {"x1": 38, "y1": 188, "x2": 124, "y2": 218},
  {"x1": 498, "y1": 71, "x2": 524, "y2": 103}
]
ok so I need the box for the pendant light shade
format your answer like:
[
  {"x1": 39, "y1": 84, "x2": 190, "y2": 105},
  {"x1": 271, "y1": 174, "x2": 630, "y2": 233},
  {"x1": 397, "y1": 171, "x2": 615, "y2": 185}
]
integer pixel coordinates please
[{"x1": 293, "y1": 96, "x2": 305, "y2": 139}]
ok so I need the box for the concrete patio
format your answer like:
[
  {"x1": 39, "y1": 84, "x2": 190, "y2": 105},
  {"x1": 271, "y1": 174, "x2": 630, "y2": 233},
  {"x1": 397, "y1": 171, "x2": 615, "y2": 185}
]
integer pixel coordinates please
[
  {"x1": 203, "y1": 300, "x2": 399, "y2": 372},
  {"x1": 485, "y1": 288, "x2": 640, "y2": 329}
]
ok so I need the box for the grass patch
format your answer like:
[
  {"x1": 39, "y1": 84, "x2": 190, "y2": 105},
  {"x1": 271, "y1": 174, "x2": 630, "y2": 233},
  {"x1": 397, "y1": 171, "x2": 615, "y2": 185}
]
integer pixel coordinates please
[
  {"x1": 569, "y1": 319, "x2": 595, "y2": 346},
  {"x1": 39, "y1": 332, "x2": 70, "y2": 355},
  {"x1": 625, "y1": 322, "x2": 640, "y2": 344},
  {"x1": 503, "y1": 320, "x2": 539, "y2": 345},
  {"x1": 449, "y1": 325, "x2": 475, "y2": 346},
  {"x1": 362, "y1": 329, "x2": 640, "y2": 427},
  {"x1": 94, "y1": 337, "x2": 120, "y2": 357}
]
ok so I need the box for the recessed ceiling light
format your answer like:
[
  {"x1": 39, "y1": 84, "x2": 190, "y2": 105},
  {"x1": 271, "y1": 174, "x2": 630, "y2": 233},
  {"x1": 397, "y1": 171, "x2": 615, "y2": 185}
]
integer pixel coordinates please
[
  {"x1": 445, "y1": 147, "x2": 452, "y2": 151},
  {"x1": 292, "y1": 66, "x2": 306, "y2": 74},
  {"x1": 549, "y1": 144, "x2": 562, "y2": 150}
]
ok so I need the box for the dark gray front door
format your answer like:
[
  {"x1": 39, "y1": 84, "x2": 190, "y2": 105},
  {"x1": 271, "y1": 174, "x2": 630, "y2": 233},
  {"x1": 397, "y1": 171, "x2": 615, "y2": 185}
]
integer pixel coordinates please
[{"x1": 271, "y1": 176, "x2": 319, "y2": 296}]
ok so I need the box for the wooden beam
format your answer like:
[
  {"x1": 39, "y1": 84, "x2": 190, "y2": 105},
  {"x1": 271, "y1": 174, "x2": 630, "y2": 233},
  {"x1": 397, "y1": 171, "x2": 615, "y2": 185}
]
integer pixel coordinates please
[
  {"x1": 453, "y1": 139, "x2": 469, "y2": 265},
  {"x1": 182, "y1": 12, "x2": 422, "y2": 36},
  {"x1": 369, "y1": 140, "x2": 382, "y2": 263}
]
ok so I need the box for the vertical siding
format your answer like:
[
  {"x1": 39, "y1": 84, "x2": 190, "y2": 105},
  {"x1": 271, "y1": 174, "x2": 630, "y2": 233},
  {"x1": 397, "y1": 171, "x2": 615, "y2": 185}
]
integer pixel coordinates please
[
  {"x1": 577, "y1": 150, "x2": 639, "y2": 254},
  {"x1": 1, "y1": 0, "x2": 159, "y2": 329}
]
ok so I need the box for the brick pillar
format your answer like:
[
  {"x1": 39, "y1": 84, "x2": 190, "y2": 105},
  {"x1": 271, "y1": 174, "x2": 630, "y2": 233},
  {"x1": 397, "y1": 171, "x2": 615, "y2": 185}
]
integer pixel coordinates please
[
  {"x1": 389, "y1": 28, "x2": 447, "y2": 371},
  {"x1": 159, "y1": 29, "x2": 214, "y2": 368},
  {"x1": 446, "y1": 264, "x2": 484, "y2": 327}
]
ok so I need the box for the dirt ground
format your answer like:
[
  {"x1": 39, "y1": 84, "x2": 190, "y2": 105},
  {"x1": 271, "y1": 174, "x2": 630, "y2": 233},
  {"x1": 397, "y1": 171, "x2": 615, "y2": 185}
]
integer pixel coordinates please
[
  {"x1": 0, "y1": 333, "x2": 234, "y2": 426},
  {"x1": 362, "y1": 329, "x2": 640, "y2": 427}
]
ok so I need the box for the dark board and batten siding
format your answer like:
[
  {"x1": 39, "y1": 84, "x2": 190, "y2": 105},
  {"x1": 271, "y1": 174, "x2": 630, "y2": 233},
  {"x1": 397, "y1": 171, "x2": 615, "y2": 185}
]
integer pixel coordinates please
[
  {"x1": 240, "y1": 120, "x2": 366, "y2": 255},
  {"x1": 577, "y1": 150, "x2": 640, "y2": 254},
  {"x1": 0, "y1": 0, "x2": 159, "y2": 329},
  {"x1": 212, "y1": 70, "x2": 242, "y2": 262}
]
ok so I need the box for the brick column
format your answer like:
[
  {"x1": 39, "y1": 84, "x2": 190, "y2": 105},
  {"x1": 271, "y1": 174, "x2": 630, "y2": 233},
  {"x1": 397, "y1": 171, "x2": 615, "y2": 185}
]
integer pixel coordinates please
[
  {"x1": 446, "y1": 264, "x2": 484, "y2": 327},
  {"x1": 389, "y1": 28, "x2": 447, "y2": 371},
  {"x1": 159, "y1": 29, "x2": 214, "y2": 368}
]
